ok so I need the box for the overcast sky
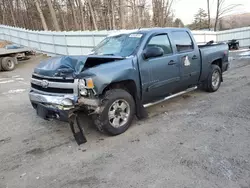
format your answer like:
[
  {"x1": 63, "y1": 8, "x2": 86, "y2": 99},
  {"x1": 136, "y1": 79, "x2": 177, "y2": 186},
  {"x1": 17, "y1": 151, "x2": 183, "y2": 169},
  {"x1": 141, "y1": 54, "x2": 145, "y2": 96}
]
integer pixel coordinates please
[{"x1": 173, "y1": 0, "x2": 250, "y2": 24}]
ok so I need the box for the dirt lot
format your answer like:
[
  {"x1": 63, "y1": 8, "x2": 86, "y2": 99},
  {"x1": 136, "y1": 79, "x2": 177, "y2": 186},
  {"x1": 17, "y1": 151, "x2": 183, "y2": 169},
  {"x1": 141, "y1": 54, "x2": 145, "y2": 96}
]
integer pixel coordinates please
[{"x1": 0, "y1": 53, "x2": 250, "y2": 188}]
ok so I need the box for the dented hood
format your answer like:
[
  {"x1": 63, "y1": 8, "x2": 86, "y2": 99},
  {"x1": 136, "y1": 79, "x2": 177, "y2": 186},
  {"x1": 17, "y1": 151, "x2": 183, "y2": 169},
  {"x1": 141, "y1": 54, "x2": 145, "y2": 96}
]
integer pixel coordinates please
[{"x1": 34, "y1": 55, "x2": 125, "y2": 77}]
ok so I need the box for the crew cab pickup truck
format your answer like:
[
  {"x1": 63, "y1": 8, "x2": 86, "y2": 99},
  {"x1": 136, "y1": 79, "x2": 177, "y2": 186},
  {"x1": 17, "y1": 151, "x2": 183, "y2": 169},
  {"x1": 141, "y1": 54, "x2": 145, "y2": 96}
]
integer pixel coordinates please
[{"x1": 29, "y1": 28, "x2": 229, "y2": 144}]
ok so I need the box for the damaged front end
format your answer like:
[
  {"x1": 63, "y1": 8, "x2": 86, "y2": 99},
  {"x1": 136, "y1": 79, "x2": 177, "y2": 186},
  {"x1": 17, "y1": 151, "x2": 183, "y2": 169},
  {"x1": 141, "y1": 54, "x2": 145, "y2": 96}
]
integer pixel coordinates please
[
  {"x1": 29, "y1": 55, "x2": 124, "y2": 145},
  {"x1": 29, "y1": 92, "x2": 93, "y2": 145},
  {"x1": 29, "y1": 81, "x2": 102, "y2": 145}
]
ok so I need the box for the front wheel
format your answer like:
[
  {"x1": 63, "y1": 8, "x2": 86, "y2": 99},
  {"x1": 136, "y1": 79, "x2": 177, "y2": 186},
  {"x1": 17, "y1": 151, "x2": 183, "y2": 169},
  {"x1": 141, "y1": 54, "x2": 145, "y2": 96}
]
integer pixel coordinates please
[
  {"x1": 94, "y1": 89, "x2": 135, "y2": 136},
  {"x1": 203, "y1": 64, "x2": 222, "y2": 92}
]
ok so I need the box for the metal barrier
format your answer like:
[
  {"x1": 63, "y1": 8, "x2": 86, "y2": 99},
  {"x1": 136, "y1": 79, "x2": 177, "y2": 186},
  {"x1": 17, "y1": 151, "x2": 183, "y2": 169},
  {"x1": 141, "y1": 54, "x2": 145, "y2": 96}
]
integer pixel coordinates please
[{"x1": 0, "y1": 25, "x2": 249, "y2": 56}]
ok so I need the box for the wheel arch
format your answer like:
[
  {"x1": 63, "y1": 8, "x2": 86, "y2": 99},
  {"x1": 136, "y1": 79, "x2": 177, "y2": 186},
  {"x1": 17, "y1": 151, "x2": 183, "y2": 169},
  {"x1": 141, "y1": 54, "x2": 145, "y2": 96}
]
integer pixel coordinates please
[
  {"x1": 211, "y1": 58, "x2": 222, "y2": 71},
  {"x1": 102, "y1": 80, "x2": 137, "y2": 100}
]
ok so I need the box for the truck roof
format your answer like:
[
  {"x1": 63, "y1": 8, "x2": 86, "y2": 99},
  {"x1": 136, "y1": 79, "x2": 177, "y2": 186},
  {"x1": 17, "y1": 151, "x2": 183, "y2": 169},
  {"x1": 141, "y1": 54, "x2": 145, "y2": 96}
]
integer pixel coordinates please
[{"x1": 108, "y1": 27, "x2": 190, "y2": 37}]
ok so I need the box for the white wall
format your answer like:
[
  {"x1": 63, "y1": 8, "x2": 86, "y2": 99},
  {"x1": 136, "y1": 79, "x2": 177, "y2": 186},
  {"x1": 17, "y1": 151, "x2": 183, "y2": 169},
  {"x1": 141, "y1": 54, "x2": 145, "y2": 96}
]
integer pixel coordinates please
[
  {"x1": 217, "y1": 27, "x2": 250, "y2": 48},
  {"x1": 0, "y1": 25, "x2": 249, "y2": 56}
]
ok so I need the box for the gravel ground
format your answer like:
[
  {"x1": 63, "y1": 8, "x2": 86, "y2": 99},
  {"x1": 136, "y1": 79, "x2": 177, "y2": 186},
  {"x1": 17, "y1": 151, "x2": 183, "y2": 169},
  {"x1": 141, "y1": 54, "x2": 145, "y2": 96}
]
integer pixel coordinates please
[{"x1": 0, "y1": 52, "x2": 250, "y2": 188}]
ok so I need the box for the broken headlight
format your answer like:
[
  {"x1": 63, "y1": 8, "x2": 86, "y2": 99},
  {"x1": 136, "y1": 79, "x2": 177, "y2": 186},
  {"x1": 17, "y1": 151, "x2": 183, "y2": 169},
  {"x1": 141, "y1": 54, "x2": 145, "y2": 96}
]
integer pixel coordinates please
[
  {"x1": 79, "y1": 78, "x2": 95, "y2": 96},
  {"x1": 78, "y1": 79, "x2": 87, "y2": 96},
  {"x1": 61, "y1": 98, "x2": 73, "y2": 106}
]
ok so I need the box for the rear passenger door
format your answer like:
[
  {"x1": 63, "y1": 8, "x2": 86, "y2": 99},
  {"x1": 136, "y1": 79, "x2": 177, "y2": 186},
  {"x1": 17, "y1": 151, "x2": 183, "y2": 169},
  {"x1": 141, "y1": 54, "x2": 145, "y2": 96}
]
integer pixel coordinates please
[
  {"x1": 170, "y1": 31, "x2": 201, "y2": 89},
  {"x1": 141, "y1": 33, "x2": 180, "y2": 102}
]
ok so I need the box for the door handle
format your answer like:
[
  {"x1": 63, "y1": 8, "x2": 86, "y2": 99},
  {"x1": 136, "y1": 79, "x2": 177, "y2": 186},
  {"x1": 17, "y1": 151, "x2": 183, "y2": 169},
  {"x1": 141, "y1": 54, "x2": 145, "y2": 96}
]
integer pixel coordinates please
[
  {"x1": 168, "y1": 60, "x2": 176, "y2": 65},
  {"x1": 192, "y1": 55, "x2": 198, "y2": 60}
]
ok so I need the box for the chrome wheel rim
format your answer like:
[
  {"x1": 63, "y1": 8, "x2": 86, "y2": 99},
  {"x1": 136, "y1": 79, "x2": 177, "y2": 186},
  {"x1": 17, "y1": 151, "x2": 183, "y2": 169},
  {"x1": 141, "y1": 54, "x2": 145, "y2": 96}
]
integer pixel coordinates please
[
  {"x1": 108, "y1": 99, "x2": 130, "y2": 128},
  {"x1": 212, "y1": 70, "x2": 220, "y2": 89}
]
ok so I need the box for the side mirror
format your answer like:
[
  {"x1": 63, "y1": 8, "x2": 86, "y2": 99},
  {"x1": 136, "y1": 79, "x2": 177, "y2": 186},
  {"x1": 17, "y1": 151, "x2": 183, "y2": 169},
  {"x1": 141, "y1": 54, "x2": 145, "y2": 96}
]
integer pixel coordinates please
[{"x1": 143, "y1": 46, "x2": 164, "y2": 59}]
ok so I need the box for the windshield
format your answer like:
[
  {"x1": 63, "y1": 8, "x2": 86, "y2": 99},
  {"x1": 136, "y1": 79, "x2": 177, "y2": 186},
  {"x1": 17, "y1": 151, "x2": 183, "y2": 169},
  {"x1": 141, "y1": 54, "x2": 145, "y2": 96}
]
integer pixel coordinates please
[{"x1": 91, "y1": 33, "x2": 144, "y2": 57}]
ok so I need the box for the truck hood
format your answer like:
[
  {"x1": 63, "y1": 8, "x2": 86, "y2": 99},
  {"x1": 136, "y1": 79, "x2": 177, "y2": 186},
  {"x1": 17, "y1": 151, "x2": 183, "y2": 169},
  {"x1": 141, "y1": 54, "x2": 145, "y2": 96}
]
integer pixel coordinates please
[{"x1": 34, "y1": 55, "x2": 125, "y2": 77}]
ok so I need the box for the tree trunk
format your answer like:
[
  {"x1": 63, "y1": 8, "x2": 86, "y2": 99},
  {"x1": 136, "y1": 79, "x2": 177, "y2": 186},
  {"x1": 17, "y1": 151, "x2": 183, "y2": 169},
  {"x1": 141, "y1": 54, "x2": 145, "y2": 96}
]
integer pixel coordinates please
[
  {"x1": 68, "y1": 0, "x2": 79, "y2": 30},
  {"x1": 46, "y1": 0, "x2": 60, "y2": 31},
  {"x1": 87, "y1": 0, "x2": 97, "y2": 30},
  {"x1": 1, "y1": 0, "x2": 6, "y2": 25},
  {"x1": 119, "y1": 0, "x2": 125, "y2": 29},
  {"x1": 111, "y1": 0, "x2": 116, "y2": 29},
  {"x1": 132, "y1": 0, "x2": 137, "y2": 28},
  {"x1": 15, "y1": 0, "x2": 20, "y2": 26},
  {"x1": 207, "y1": 0, "x2": 211, "y2": 30},
  {"x1": 8, "y1": 0, "x2": 17, "y2": 27},
  {"x1": 77, "y1": 0, "x2": 86, "y2": 30},
  {"x1": 34, "y1": 0, "x2": 48, "y2": 30},
  {"x1": 161, "y1": 0, "x2": 165, "y2": 26},
  {"x1": 214, "y1": 0, "x2": 220, "y2": 31},
  {"x1": 24, "y1": 0, "x2": 35, "y2": 29},
  {"x1": 107, "y1": 0, "x2": 112, "y2": 29},
  {"x1": 57, "y1": 3, "x2": 67, "y2": 31},
  {"x1": 162, "y1": 0, "x2": 170, "y2": 26}
]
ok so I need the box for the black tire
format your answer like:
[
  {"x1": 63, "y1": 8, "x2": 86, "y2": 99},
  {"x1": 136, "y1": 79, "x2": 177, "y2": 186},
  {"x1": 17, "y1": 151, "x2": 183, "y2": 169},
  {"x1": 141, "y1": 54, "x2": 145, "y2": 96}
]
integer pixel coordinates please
[
  {"x1": 1, "y1": 57, "x2": 16, "y2": 71},
  {"x1": 0, "y1": 57, "x2": 3, "y2": 71},
  {"x1": 94, "y1": 89, "x2": 135, "y2": 136},
  {"x1": 31, "y1": 102, "x2": 37, "y2": 109},
  {"x1": 235, "y1": 44, "x2": 239, "y2": 50},
  {"x1": 203, "y1": 64, "x2": 222, "y2": 92}
]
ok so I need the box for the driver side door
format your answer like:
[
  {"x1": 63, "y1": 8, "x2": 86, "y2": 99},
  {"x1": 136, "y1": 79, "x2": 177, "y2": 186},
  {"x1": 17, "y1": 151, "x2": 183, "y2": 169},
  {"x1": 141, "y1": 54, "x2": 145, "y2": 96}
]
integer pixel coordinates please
[{"x1": 141, "y1": 33, "x2": 181, "y2": 102}]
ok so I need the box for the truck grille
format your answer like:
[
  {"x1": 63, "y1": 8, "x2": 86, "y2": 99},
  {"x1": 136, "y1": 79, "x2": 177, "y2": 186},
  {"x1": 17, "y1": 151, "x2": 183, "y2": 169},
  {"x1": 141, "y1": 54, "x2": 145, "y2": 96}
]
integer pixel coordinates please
[
  {"x1": 31, "y1": 83, "x2": 74, "y2": 94},
  {"x1": 31, "y1": 74, "x2": 77, "y2": 95},
  {"x1": 32, "y1": 74, "x2": 74, "y2": 83}
]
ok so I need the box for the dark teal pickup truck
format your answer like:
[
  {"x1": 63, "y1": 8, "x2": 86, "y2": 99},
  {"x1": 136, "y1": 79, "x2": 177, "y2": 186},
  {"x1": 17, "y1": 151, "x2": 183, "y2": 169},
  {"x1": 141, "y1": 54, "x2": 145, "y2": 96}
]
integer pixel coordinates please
[{"x1": 29, "y1": 28, "x2": 229, "y2": 144}]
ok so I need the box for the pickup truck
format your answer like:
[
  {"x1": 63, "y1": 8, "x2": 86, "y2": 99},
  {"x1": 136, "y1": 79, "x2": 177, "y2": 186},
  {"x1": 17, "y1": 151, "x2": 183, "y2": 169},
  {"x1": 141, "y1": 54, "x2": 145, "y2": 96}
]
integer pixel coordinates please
[{"x1": 29, "y1": 28, "x2": 229, "y2": 144}]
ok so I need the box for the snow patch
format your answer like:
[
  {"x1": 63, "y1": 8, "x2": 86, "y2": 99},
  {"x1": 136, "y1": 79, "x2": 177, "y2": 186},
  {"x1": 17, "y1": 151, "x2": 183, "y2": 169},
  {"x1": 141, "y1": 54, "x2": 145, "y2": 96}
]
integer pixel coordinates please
[
  {"x1": 0, "y1": 80, "x2": 14, "y2": 84},
  {"x1": 15, "y1": 77, "x2": 24, "y2": 81},
  {"x1": 239, "y1": 51, "x2": 250, "y2": 56},
  {"x1": 2, "y1": 89, "x2": 26, "y2": 94}
]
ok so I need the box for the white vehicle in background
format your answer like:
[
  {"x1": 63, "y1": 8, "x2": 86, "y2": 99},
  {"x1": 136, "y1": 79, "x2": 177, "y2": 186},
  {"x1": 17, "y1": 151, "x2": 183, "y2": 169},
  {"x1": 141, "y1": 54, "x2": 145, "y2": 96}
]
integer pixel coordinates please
[{"x1": 0, "y1": 43, "x2": 32, "y2": 71}]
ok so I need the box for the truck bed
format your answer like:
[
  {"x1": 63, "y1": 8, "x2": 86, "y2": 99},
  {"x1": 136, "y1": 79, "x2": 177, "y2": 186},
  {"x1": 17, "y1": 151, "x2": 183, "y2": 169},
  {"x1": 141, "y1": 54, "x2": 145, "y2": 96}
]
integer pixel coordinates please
[
  {"x1": 199, "y1": 43, "x2": 229, "y2": 81},
  {"x1": 0, "y1": 47, "x2": 31, "y2": 56}
]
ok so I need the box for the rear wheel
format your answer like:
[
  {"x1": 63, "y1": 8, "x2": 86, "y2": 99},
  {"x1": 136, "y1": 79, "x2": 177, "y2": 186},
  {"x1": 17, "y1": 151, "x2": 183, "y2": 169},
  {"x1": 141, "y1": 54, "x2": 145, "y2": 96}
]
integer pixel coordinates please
[
  {"x1": 94, "y1": 89, "x2": 135, "y2": 135},
  {"x1": 0, "y1": 57, "x2": 3, "y2": 71},
  {"x1": 203, "y1": 64, "x2": 222, "y2": 92},
  {"x1": 1, "y1": 57, "x2": 16, "y2": 71}
]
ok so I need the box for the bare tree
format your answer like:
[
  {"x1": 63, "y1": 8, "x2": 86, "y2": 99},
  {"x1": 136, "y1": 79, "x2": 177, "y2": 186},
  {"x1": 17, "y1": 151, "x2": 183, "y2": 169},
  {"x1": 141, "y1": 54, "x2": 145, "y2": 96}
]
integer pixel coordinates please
[
  {"x1": 214, "y1": 0, "x2": 241, "y2": 31},
  {"x1": 34, "y1": 0, "x2": 48, "y2": 30},
  {"x1": 207, "y1": 0, "x2": 211, "y2": 30},
  {"x1": 152, "y1": 0, "x2": 175, "y2": 27},
  {"x1": 119, "y1": 0, "x2": 125, "y2": 29},
  {"x1": 111, "y1": 0, "x2": 116, "y2": 29},
  {"x1": 54, "y1": 1, "x2": 67, "y2": 31},
  {"x1": 77, "y1": 0, "x2": 85, "y2": 30},
  {"x1": 87, "y1": 0, "x2": 98, "y2": 30},
  {"x1": 8, "y1": 0, "x2": 17, "y2": 27},
  {"x1": 68, "y1": 0, "x2": 79, "y2": 30},
  {"x1": 0, "y1": 0, "x2": 6, "y2": 25},
  {"x1": 0, "y1": 0, "x2": 184, "y2": 31},
  {"x1": 46, "y1": 0, "x2": 60, "y2": 31},
  {"x1": 127, "y1": 0, "x2": 137, "y2": 28},
  {"x1": 107, "y1": 0, "x2": 112, "y2": 29}
]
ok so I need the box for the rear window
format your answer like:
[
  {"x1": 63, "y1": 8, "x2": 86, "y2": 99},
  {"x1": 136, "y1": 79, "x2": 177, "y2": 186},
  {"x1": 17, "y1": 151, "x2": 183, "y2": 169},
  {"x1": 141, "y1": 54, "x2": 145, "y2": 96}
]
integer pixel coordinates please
[{"x1": 172, "y1": 31, "x2": 194, "y2": 52}]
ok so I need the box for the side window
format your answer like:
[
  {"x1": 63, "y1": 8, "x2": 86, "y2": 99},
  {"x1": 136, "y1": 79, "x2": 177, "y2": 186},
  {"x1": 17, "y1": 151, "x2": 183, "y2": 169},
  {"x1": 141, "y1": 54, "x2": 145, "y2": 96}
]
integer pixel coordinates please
[
  {"x1": 147, "y1": 34, "x2": 172, "y2": 55},
  {"x1": 172, "y1": 31, "x2": 194, "y2": 52}
]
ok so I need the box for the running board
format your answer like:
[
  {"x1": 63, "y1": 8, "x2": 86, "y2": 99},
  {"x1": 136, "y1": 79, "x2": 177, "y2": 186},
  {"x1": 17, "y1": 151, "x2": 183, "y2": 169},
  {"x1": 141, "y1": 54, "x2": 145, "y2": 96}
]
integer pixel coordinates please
[{"x1": 143, "y1": 86, "x2": 198, "y2": 108}]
